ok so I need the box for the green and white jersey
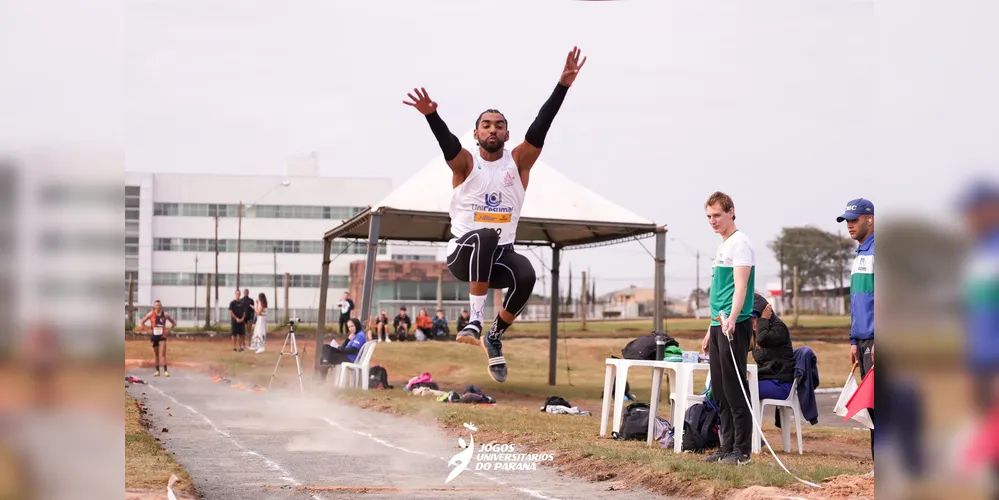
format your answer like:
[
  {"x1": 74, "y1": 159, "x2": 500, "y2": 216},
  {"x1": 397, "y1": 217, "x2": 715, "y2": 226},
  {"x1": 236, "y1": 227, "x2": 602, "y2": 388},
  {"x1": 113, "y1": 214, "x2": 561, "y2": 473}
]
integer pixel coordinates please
[{"x1": 709, "y1": 230, "x2": 756, "y2": 326}]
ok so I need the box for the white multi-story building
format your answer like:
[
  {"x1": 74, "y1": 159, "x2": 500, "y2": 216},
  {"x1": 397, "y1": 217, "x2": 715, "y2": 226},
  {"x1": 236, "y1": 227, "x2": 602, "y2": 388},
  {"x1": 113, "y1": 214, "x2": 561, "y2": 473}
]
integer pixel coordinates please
[{"x1": 125, "y1": 157, "x2": 439, "y2": 326}]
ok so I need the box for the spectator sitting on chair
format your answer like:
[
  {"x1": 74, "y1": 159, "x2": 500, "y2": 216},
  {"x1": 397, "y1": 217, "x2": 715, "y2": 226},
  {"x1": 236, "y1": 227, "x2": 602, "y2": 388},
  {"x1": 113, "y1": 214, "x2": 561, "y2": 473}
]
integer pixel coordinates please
[
  {"x1": 320, "y1": 318, "x2": 367, "y2": 381},
  {"x1": 432, "y1": 310, "x2": 450, "y2": 340},
  {"x1": 750, "y1": 293, "x2": 795, "y2": 401},
  {"x1": 414, "y1": 309, "x2": 433, "y2": 341},
  {"x1": 393, "y1": 307, "x2": 412, "y2": 341},
  {"x1": 456, "y1": 309, "x2": 470, "y2": 333}
]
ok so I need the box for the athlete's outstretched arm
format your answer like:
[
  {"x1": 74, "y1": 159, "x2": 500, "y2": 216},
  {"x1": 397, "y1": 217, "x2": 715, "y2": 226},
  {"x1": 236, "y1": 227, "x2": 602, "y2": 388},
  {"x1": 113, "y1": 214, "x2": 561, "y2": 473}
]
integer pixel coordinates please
[
  {"x1": 403, "y1": 88, "x2": 472, "y2": 184},
  {"x1": 513, "y1": 47, "x2": 586, "y2": 176}
]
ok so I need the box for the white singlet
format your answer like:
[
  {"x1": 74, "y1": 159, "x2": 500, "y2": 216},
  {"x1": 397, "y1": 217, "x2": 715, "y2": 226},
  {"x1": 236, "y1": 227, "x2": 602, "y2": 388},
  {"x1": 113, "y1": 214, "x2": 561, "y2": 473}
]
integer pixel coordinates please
[{"x1": 448, "y1": 148, "x2": 526, "y2": 254}]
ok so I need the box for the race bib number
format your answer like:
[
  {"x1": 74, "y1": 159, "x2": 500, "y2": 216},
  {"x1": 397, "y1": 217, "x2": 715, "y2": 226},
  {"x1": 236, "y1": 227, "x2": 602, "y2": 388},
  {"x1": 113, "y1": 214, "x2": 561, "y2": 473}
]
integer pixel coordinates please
[
  {"x1": 473, "y1": 212, "x2": 511, "y2": 223},
  {"x1": 153, "y1": 327, "x2": 164, "y2": 336}
]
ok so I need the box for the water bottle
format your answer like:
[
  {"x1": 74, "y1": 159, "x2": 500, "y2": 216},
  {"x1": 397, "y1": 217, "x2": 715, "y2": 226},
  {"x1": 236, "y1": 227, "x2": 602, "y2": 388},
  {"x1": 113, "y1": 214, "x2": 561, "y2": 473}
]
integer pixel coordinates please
[{"x1": 655, "y1": 332, "x2": 666, "y2": 360}]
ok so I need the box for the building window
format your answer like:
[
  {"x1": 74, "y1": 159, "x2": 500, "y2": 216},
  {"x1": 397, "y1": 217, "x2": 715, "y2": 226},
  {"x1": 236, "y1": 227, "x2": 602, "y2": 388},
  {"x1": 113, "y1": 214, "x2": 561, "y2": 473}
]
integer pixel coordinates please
[
  {"x1": 152, "y1": 272, "x2": 349, "y2": 288},
  {"x1": 393, "y1": 254, "x2": 437, "y2": 262},
  {"x1": 151, "y1": 237, "x2": 375, "y2": 255},
  {"x1": 153, "y1": 202, "x2": 366, "y2": 220}
]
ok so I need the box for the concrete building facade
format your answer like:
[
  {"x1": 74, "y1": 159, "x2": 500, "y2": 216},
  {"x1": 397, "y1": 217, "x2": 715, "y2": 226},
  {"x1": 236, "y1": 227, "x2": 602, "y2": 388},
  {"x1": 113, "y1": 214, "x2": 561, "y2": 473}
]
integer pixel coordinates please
[{"x1": 125, "y1": 161, "x2": 439, "y2": 326}]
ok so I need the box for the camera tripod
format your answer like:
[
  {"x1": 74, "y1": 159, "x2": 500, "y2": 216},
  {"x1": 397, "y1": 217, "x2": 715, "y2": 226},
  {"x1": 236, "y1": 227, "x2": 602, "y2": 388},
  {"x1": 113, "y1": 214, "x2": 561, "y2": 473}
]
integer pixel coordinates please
[{"x1": 268, "y1": 321, "x2": 304, "y2": 396}]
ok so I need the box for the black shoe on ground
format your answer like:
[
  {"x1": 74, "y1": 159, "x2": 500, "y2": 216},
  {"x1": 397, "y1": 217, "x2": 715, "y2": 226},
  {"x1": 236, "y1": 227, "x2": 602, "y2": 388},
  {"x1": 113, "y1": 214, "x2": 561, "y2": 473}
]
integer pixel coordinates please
[
  {"x1": 481, "y1": 335, "x2": 508, "y2": 383},
  {"x1": 703, "y1": 449, "x2": 730, "y2": 463},
  {"x1": 720, "y1": 451, "x2": 751, "y2": 465},
  {"x1": 456, "y1": 321, "x2": 482, "y2": 346}
]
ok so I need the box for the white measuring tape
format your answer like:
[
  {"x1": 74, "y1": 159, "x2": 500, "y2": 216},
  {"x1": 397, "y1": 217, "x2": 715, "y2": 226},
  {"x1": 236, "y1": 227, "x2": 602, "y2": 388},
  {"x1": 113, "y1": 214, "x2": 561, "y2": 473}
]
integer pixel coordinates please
[{"x1": 718, "y1": 311, "x2": 821, "y2": 489}]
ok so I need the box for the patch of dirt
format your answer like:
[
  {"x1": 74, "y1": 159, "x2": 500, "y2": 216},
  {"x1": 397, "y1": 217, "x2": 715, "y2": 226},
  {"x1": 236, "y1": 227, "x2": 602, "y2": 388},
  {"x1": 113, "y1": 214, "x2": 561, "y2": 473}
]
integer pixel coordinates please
[
  {"x1": 722, "y1": 474, "x2": 874, "y2": 500},
  {"x1": 435, "y1": 364, "x2": 466, "y2": 376},
  {"x1": 125, "y1": 358, "x2": 226, "y2": 377}
]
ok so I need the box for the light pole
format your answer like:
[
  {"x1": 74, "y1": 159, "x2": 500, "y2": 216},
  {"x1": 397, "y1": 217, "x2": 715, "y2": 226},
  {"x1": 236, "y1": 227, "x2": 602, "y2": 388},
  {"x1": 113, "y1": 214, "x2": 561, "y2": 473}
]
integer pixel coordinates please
[
  {"x1": 671, "y1": 238, "x2": 703, "y2": 311},
  {"x1": 236, "y1": 180, "x2": 291, "y2": 291}
]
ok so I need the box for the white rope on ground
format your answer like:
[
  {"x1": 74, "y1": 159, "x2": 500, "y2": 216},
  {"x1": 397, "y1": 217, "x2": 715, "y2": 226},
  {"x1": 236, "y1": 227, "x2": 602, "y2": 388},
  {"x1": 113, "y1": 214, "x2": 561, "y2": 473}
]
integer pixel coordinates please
[{"x1": 718, "y1": 311, "x2": 822, "y2": 489}]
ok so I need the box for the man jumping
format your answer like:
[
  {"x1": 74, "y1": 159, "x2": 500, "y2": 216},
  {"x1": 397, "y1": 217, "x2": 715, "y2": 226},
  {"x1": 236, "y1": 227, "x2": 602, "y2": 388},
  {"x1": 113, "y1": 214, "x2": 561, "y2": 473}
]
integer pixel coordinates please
[{"x1": 402, "y1": 46, "x2": 586, "y2": 383}]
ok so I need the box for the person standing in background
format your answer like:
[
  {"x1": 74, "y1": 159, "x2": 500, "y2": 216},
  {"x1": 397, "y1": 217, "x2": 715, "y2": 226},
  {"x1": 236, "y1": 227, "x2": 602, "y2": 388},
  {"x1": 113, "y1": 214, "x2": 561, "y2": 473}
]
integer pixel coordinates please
[
  {"x1": 140, "y1": 300, "x2": 175, "y2": 376},
  {"x1": 962, "y1": 183, "x2": 999, "y2": 411},
  {"x1": 241, "y1": 288, "x2": 255, "y2": 328},
  {"x1": 251, "y1": 293, "x2": 268, "y2": 354},
  {"x1": 837, "y1": 198, "x2": 875, "y2": 460},
  {"x1": 229, "y1": 290, "x2": 247, "y2": 352},
  {"x1": 338, "y1": 292, "x2": 355, "y2": 334}
]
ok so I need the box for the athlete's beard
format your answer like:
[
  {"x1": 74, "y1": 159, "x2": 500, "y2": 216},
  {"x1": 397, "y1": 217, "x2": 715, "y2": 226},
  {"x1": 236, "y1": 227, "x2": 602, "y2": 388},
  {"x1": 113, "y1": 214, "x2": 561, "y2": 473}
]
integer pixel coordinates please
[{"x1": 479, "y1": 135, "x2": 505, "y2": 153}]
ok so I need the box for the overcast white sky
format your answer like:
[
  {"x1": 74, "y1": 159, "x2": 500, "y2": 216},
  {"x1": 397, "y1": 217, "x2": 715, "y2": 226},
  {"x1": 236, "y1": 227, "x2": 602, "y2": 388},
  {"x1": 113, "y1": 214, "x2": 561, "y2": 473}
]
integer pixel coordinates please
[{"x1": 77, "y1": 0, "x2": 997, "y2": 296}]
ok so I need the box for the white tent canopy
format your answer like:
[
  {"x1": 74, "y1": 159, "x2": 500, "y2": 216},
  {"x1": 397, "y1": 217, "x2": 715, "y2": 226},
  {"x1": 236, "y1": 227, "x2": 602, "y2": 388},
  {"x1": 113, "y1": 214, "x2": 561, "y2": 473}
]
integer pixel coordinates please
[
  {"x1": 325, "y1": 131, "x2": 658, "y2": 248},
  {"x1": 317, "y1": 131, "x2": 667, "y2": 386}
]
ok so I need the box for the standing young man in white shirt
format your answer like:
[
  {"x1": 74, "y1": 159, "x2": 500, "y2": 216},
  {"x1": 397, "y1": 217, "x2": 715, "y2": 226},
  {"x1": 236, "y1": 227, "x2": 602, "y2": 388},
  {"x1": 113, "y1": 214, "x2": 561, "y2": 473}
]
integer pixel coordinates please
[
  {"x1": 402, "y1": 47, "x2": 586, "y2": 383},
  {"x1": 700, "y1": 191, "x2": 756, "y2": 465}
]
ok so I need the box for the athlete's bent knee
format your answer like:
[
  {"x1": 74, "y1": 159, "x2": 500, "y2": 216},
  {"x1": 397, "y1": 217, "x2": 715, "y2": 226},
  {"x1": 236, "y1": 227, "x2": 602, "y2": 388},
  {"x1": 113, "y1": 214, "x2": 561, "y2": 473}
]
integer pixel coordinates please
[
  {"x1": 513, "y1": 260, "x2": 537, "y2": 287},
  {"x1": 472, "y1": 227, "x2": 500, "y2": 247}
]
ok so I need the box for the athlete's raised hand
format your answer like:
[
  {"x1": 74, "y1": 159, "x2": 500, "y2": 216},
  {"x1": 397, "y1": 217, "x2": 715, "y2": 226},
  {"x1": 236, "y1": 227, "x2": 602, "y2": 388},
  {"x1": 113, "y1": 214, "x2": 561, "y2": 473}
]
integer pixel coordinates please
[
  {"x1": 402, "y1": 87, "x2": 438, "y2": 115},
  {"x1": 559, "y1": 47, "x2": 587, "y2": 87}
]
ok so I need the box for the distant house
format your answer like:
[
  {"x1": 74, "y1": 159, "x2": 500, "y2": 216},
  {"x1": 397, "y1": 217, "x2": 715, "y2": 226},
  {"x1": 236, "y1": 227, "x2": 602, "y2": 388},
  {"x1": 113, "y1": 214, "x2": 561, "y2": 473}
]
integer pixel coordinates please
[{"x1": 599, "y1": 286, "x2": 688, "y2": 317}]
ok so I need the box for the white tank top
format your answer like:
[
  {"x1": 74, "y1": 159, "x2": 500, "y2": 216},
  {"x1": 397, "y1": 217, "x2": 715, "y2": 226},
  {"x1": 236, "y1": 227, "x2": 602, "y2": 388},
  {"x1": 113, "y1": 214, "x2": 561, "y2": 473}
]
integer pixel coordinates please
[{"x1": 448, "y1": 148, "x2": 526, "y2": 251}]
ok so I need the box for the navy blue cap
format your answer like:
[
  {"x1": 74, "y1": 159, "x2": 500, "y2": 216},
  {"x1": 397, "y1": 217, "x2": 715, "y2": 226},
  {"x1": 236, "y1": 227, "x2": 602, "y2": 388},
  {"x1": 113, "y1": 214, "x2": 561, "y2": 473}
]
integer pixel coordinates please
[
  {"x1": 836, "y1": 198, "x2": 874, "y2": 223},
  {"x1": 957, "y1": 181, "x2": 999, "y2": 212}
]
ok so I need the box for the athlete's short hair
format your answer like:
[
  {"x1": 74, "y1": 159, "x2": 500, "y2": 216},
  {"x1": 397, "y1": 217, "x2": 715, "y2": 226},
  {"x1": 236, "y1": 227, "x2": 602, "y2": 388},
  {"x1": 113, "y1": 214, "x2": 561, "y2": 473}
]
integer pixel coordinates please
[
  {"x1": 476, "y1": 109, "x2": 507, "y2": 129},
  {"x1": 705, "y1": 191, "x2": 736, "y2": 221}
]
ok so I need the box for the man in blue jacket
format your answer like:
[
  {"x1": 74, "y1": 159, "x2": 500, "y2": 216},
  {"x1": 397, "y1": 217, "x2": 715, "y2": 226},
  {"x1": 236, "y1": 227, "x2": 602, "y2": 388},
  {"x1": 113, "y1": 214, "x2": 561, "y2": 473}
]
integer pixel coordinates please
[{"x1": 837, "y1": 198, "x2": 875, "y2": 459}]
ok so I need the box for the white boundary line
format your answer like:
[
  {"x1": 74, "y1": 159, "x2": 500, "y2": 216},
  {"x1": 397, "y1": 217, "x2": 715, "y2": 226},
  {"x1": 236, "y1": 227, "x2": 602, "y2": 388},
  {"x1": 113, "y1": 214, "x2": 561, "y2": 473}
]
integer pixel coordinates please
[
  {"x1": 146, "y1": 384, "x2": 324, "y2": 500},
  {"x1": 322, "y1": 417, "x2": 560, "y2": 500}
]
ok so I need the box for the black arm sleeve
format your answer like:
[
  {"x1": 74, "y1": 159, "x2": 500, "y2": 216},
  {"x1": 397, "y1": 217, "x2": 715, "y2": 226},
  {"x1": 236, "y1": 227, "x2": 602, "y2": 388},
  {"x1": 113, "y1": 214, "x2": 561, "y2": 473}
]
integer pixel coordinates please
[
  {"x1": 524, "y1": 83, "x2": 570, "y2": 148},
  {"x1": 425, "y1": 111, "x2": 462, "y2": 161},
  {"x1": 343, "y1": 344, "x2": 359, "y2": 355}
]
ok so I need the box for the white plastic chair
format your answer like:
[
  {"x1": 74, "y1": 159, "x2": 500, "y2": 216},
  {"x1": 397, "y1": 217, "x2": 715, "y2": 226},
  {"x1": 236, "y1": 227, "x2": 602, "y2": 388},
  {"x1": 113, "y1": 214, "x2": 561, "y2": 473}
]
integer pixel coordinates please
[
  {"x1": 335, "y1": 342, "x2": 377, "y2": 389},
  {"x1": 757, "y1": 377, "x2": 803, "y2": 454}
]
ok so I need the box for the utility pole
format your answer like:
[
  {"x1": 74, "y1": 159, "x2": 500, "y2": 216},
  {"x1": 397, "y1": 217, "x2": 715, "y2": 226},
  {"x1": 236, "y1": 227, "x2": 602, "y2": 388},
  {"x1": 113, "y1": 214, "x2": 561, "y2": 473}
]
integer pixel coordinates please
[
  {"x1": 436, "y1": 269, "x2": 444, "y2": 313},
  {"x1": 694, "y1": 250, "x2": 701, "y2": 311},
  {"x1": 273, "y1": 246, "x2": 278, "y2": 323},
  {"x1": 204, "y1": 274, "x2": 211, "y2": 329},
  {"x1": 127, "y1": 274, "x2": 135, "y2": 327},
  {"x1": 779, "y1": 241, "x2": 785, "y2": 315},
  {"x1": 283, "y1": 272, "x2": 290, "y2": 325},
  {"x1": 792, "y1": 264, "x2": 800, "y2": 328},
  {"x1": 194, "y1": 255, "x2": 198, "y2": 324},
  {"x1": 214, "y1": 214, "x2": 220, "y2": 326},
  {"x1": 236, "y1": 201, "x2": 243, "y2": 290},
  {"x1": 581, "y1": 271, "x2": 588, "y2": 331}
]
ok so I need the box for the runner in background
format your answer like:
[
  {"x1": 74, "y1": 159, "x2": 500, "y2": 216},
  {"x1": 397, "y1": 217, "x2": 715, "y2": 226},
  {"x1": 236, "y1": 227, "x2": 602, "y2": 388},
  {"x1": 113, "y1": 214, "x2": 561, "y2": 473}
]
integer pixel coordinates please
[{"x1": 140, "y1": 300, "x2": 176, "y2": 377}]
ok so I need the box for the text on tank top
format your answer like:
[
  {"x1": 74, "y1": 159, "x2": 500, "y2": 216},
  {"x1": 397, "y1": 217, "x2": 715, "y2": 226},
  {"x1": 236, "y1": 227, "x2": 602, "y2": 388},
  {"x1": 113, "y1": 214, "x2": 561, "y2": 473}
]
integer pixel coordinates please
[
  {"x1": 153, "y1": 311, "x2": 166, "y2": 335},
  {"x1": 449, "y1": 148, "x2": 526, "y2": 246}
]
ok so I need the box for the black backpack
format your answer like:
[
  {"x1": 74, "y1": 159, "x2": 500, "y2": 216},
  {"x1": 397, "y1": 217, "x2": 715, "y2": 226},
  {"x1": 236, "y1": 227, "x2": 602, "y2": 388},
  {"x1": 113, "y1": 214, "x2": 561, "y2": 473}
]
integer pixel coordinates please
[
  {"x1": 622, "y1": 332, "x2": 679, "y2": 360},
  {"x1": 542, "y1": 396, "x2": 572, "y2": 410},
  {"x1": 681, "y1": 401, "x2": 721, "y2": 452},
  {"x1": 368, "y1": 366, "x2": 393, "y2": 389},
  {"x1": 613, "y1": 402, "x2": 651, "y2": 440}
]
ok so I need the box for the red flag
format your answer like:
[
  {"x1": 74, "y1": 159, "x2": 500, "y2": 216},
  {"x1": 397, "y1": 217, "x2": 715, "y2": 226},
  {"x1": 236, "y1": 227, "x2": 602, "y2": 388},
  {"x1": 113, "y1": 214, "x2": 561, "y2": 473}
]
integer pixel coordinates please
[{"x1": 842, "y1": 367, "x2": 874, "y2": 422}]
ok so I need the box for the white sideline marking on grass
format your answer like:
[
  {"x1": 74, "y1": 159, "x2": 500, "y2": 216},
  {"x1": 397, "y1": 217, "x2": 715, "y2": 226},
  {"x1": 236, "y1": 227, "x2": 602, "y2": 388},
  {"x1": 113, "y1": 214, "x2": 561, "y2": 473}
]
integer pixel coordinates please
[
  {"x1": 323, "y1": 417, "x2": 560, "y2": 500},
  {"x1": 814, "y1": 388, "x2": 842, "y2": 394},
  {"x1": 147, "y1": 384, "x2": 324, "y2": 500}
]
